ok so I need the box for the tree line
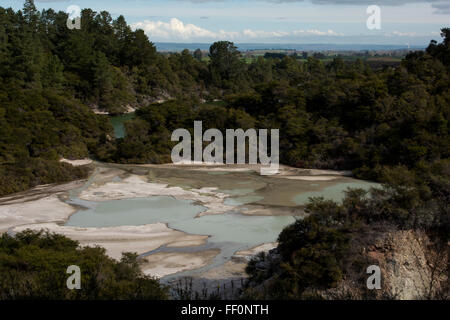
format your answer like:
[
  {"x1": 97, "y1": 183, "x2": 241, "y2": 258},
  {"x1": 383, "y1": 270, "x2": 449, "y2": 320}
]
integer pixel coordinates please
[
  {"x1": 1, "y1": 2, "x2": 448, "y2": 196},
  {"x1": 0, "y1": 1, "x2": 448, "y2": 299}
]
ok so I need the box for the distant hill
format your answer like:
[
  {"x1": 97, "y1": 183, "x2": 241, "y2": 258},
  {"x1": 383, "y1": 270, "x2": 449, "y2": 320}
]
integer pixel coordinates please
[{"x1": 155, "y1": 42, "x2": 425, "y2": 52}]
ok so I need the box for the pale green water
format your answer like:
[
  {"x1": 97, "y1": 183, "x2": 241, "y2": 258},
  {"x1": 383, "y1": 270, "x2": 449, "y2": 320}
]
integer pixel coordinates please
[
  {"x1": 292, "y1": 181, "x2": 379, "y2": 205},
  {"x1": 65, "y1": 164, "x2": 380, "y2": 278},
  {"x1": 219, "y1": 188, "x2": 254, "y2": 196},
  {"x1": 66, "y1": 197, "x2": 295, "y2": 247},
  {"x1": 224, "y1": 195, "x2": 265, "y2": 206},
  {"x1": 65, "y1": 196, "x2": 295, "y2": 277},
  {"x1": 66, "y1": 197, "x2": 205, "y2": 228},
  {"x1": 109, "y1": 113, "x2": 135, "y2": 139}
]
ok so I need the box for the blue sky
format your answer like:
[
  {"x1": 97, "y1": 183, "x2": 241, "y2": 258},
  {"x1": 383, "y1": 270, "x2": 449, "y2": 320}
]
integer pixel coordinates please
[{"x1": 4, "y1": 0, "x2": 450, "y2": 45}]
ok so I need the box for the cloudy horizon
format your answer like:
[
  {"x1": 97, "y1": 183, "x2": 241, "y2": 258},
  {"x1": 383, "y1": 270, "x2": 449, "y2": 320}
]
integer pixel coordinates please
[{"x1": 3, "y1": 0, "x2": 449, "y2": 45}]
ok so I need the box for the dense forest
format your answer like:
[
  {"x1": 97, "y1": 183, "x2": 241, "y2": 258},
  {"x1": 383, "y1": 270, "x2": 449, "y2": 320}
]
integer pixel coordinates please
[
  {"x1": 111, "y1": 32, "x2": 450, "y2": 182},
  {"x1": 1, "y1": 1, "x2": 449, "y2": 195},
  {"x1": 0, "y1": 1, "x2": 448, "y2": 300}
]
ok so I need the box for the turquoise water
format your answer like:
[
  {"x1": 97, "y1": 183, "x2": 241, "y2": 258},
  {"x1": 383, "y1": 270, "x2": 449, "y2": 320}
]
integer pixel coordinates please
[
  {"x1": 224, "y1": 195, "x2": 265, "y2": 206},
  {"x1": 64, "y1": 171, "x2": 379, "y2": 278},
  {"x1": 65, "y1": 196, "x2": 295, "y2": 277},
  {"x1": 66, "y1": 196, "x2": 294, "y2": 246},
  {"x1": 109, "y1": 113, "x2": 135, "y2": 139},
  {"x1": 66, "y1": 196, "x2": 205, "y2": 228},
  {"x1": 66, "y1": 181, "x2": 379, "y2": 248},
  {"x1": 292, "y1": 181, "x2": 379, "y2": 205},
  {"x1": 219, "y1": 188, "x2": 254, "y2": 196}
]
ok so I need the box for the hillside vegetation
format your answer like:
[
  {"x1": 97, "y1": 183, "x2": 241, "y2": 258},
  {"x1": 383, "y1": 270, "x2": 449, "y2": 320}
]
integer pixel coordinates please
[
  {"x1": 243, "y1": 161, "x2": 449, "y2": 299},
  {"x1": 1, "y1": 2, "x2": 449, "y2": 196},
  {"x1": 0, "y1": 230, "x2": 168, "y2": 299},
  {"x1": 0, "y1": 1, "x2": 448, "y2": 300}
]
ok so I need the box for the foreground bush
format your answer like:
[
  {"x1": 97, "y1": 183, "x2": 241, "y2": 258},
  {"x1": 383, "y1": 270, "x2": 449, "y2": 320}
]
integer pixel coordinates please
[{"x1": 0, "y1": 230, "x2": 168, "y2": 300}]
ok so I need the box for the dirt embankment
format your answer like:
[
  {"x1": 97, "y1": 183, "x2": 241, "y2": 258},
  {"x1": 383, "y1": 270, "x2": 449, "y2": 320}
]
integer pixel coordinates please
[{"x1": 321, "y1": 230, "x2": 448, "y2": 300}]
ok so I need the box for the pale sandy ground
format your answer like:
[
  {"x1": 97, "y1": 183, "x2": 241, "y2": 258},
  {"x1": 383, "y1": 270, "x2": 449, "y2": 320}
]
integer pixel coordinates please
[
  {"x1": 278, "y1": 176, "x2": 339, "y2": 181},
  {"x1": 0, "y1": 180, "x2": 84, "y2": 205},
  {"x1": 235, "y1": 242, "x2": 278, "y2": 258},
  {"x1": 274, "y1": 166, "x2": 352, "y2": 180},
  {"x1": 93, "y1": 109, "x2": 109, "y2": 115},
  {"x1": 0, "y1": 195, "x2": 76, "y2": 233},
  {"x1": 81, "y1": 163, "x2": 352, "y2": 216},
  {"x1": 240, "y1": 205, "x2": 304, "y2": 216},
  {"x1": 0, "y1": 166, "x2": 225, "y2": 278},
  {"x1": 12, "y1": 222, "x2": 208, "y2": 261},
  {"x1": 79, "y1": 175, "x2": 235, "y2": 216},
  {"x1": 93, "y1": 104, "x2": 136, "y2": 115},
  {"x1": 0, "y1": 167, "x2": 214, "y2": 277},
  {"x1": 191, "y1": 243, "x2": 278, "y2": 282},
  {"x1": 306, "y1": 169, "x2": 352, "y2": 176},
  {"x1": 182, "y1": 242, "x2": 279, "y2": 298},
  {"x1": 202, "y1": 260, "x2": 247, "y2": 279},
  {"x1": 154, "y1": 163, "x2": 352, "y2": 177},
  {"x1": 89, "y1": 166, "x2": 128, "y2": 186},
  {"x1": 0, "y1": 180, "x2": 84, "y2": 233},
  {"x1": 60, "y1": 158, "x2": 93, "y2": 166},
  {"x1": 191, "y1": 167, "x2": 253, "y2": 172},
  {"x1": 140, "y1": 249, "x2": 220, "y2": 278}
]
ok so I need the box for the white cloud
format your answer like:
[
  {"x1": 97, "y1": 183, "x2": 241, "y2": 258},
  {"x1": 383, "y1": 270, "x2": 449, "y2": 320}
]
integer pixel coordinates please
[
  {"x1": 388, "y1": 30, "x2": 440, "y2": 37},
  {"x1": 242, "y1": 29, "x2": 290, "y2": 38},
  {"x1": 132, "y1": 18, "x2": 241, "y2": 41},
  {"x1": 132, "y1": 18, "x2": 344, "y2": 41},
  {"x1": 392, "y1": 31, "x2": 418, "y2": 37},
  {"x1": 132, "y1": 18, "x2": 220, "y2": 40},
  {"x1": 169, "y1": 0, "x2": 450, "y2": 10},
  {"x1": 292, "y1": 29, "x2": 344, "y2": 36}
]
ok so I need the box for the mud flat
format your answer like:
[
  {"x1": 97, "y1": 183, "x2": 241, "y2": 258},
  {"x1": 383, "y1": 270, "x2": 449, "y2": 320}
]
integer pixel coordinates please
[
  {"x1": 12, "y1": 222, "x2": 208, "y2": 261},
  {"x1": 78, "y1": 175, "x2": 234, "y2": 216},
  {"x1": 0, "y1": 168, "x2": 214, "y2": 277},
  {"x1": 141, "y1": 249, "x2": 220, "y2": 278},
  {"x1": 0, "y1": 180, "x2": 85, "y2": 205},
  {"x1": 237, "y1": 205, "x2": 304, "y2": 216},
  {"x1": 235, "y1": 242, "x2": 278, "y2": 257},
  {"x1": 279, "y1": 176, "x2": 339, "y2": 181},
  {"x1": 192, "y1": 242, "x2": 278, "y2": 281},
  {"x1": 116, "y1": 163, "x2": 375, "y2": 208},
  {"x1": 0, "y1": 195, "x2": 76, "y2": 233},
  {"x1": 173, "y1": 242, "x2": 279, "y2": 298},
  {"x1": 1, "y1": 161, "x2": 379, "y2": 281},
  {"x1": 60, "y1": 158, "x2": 93, "y2": 166}
]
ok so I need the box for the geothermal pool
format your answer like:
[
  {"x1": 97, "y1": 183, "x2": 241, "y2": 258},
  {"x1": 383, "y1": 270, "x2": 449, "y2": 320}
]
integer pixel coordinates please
[
  {"x1": 109, "y1": 113, "x2": 135, "y2": 139},
  {"x1": 64, "y1": 164, "x2": 379, "y2": 279}
]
